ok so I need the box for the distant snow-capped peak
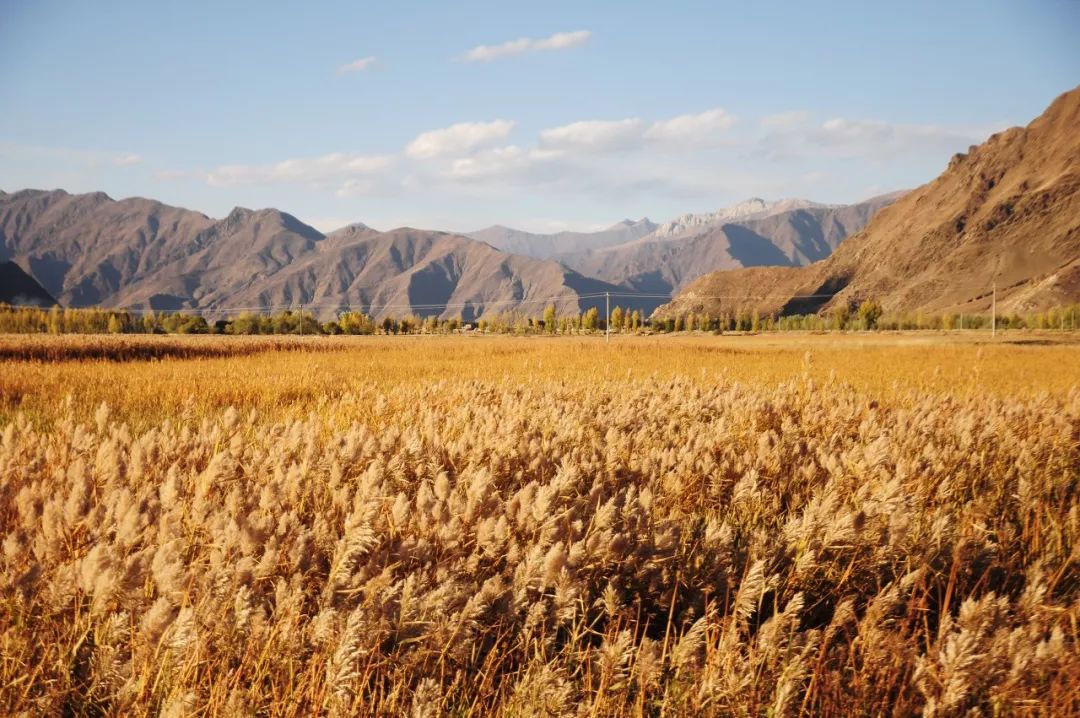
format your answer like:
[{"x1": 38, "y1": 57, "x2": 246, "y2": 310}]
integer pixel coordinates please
[{"x1": 652, "y1": 198, "x2": 831, "y2": 238}]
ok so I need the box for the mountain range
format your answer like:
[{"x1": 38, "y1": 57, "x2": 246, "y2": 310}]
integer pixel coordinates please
[
  {"x1": 0, "y1": 187, "x2": 895, "y2": 319},
  {"x1": 466, "y1": 218, "x2": 659, "y2": 258},
  {"x1": 555, "y1": 193, "x2": 904, "y2": 295},
  {"x1": 657, "y1": 84, "x2": 1080, "y2": 319},
  {"x1": 0, "y1": 191, "x2": 647, "y2": 319}
]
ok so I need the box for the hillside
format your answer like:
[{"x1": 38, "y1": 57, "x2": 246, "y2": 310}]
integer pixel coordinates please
[
  {"x1": 559, "y1": 193, "x2": 902, "y2": 294},
  {"x1": 657, "y1": 86, "x2": 1080, "y2": 318},
  {"x1": 466, "y1": 218, "x2": 658, "y2": 258},
  {"x1": 0, "y1": 190, "x2": 646, "y2": 319},
  {"x1": 0, "y1": 261, "x2": 57, "y2": 306}
]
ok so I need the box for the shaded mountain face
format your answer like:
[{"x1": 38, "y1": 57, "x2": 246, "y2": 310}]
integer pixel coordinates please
[
  {"x1": 657, "y1": 86, "x2": 1080, "y2": 319},
  {"x1": 466, "y1": 218, "x2": 658, "y2": 259},
  {"x1": 558, "y1": 193, "x2": 903, "y2": 295},
  {"x1": 0, "y1": 190, "x2": 654, "y2": 320},
  {"x1": 0, "y1": 261, "x2": 57, "y2": 306}
]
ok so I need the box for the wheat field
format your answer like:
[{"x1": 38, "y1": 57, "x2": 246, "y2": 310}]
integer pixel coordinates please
[{"x1": 1, "y1": 333, "x2": 1078, "y2": 716}]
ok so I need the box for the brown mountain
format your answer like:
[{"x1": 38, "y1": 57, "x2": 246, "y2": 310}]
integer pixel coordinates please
[
  {"x1": 0, "y1": 190, "x2": 645, "y2": 320},
  {"x1": 656, "y1": 86, "x2": 1080, "y2": 319},
  {"x1": 467, "y1": 218, "x2": 659, "y2": 258},
  {"x1": 558, "y1": 193, "x2": 903, "y2": 295},
  {"x1": 0, "y1": 261, "x2": 57, "y2": 306}
]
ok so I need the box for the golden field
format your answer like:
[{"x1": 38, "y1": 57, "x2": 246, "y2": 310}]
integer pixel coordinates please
[{"x1": 1, "y1": 332, "x2": 1078, "y2": 716}]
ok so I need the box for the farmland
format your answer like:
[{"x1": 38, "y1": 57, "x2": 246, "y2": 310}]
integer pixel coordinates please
[{"x1": 1, "y1": 333, "x2": 1078, "y2": 715}]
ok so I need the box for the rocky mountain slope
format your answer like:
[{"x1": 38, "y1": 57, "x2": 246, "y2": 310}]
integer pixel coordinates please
[
  {"x1": 466, "y1": 218, "x2": 658, "y2": 258},
  {"x1": 0, "y1": 190, "x2": 645, "y2": 319},
  {"x1": 558, "y1": 193, "x2": 903, "y2": 294},
  {"x1": 650, "y1": 197, "x2": 830, "y2": 239},
  {"x1": 657, "y1": 86, "x2": 1080, "y2": 318}
]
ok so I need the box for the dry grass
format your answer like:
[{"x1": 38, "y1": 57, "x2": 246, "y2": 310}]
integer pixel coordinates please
[{"x1": 1, "y1": 333, "x2": 1078, "y2": 715}]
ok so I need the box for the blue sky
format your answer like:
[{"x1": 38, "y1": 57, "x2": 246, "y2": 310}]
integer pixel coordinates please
[{"x1": 1, "y1": 0, "x2": 1077, "y2": 233}]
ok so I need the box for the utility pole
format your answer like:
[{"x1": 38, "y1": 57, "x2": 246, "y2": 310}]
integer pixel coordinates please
[
  {"x1": 991, "y1": 283, "x2": 996, "y2": 339},
  {"x1": 605, "y1": 292, "x2": 610, "y2": 343}
]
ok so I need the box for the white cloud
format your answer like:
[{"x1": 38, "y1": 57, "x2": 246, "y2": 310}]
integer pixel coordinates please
[
  {"x1": 337, "y1": 56, "x2": 377, "y2": 75},
  {"x1": 0, "y1": 142, "x2": 145, "y2": 169},
  {"x1": 447, "y1": 145, "x2": 564, "y2": 182},
  {"x1": 533, "y1": 30, "x2": 592, "y2": 51},
  {"x1": 764, "y1": 115, "x2": 997, "y2": 159},
  {"x1": 539, "y1": 119, "x2": 645, "y2": 152},
  {"x1": 112, "y1": 152, "x2": 143, "y2": 166},
  {"x1": 405, "y1": 120, "x2": 516, "y2": 159},
  {"x1": 462, "y1": 30, "x2": 591, "y2": 62},
  {"x1": 759, "y1": 110, "x2": 809, "y2": 129},
  {"x1": 206, "y1": 153, "x2": 394, "y2": 186},
  {"x1": 538, "y1": 109, "x2": 736, "y2": 154},
  {"x1": 643, "y1": 108, "x2": 736, "y2": 146}
]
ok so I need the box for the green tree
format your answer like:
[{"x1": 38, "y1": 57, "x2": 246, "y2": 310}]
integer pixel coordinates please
[
  {"x1": 610, "y1": 306, "x2": 624, "y2": 333},
  {"x1": 583, "y1": 307, "x2": 599, "y2": 331},
  {"x1": 832, "y1": 303, "x2": 851, "y2": 331},
  {"x1": 857, "y1": 299, "x2": 884, "y2": 330},
  {"x1": 543, "y1": 304, "x2": 557, "y2": 333}
]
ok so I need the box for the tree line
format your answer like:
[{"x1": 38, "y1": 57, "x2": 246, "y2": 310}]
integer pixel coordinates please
[{"x1": 0, "y1": 301, "x2": 1077, "y2": 335}]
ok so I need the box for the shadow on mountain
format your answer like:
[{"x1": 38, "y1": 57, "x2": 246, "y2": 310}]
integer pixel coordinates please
[
  {"x1": 785, "y1": 211, "x2": 832, "y2": 261},
  {"x1": 278, "y1": 212, "x2": 327, "y2": 242},
  {"x1": 0, "y1": 261, "x2": 58, "y2": 306},
  {"x1": 562, "y1": 272, "x2": 666, "y2": 315},
  {"x1": 722, "y1": 224, "x2": 797, "y2": 267},
  {"x1": 623, "y1": 270, "x2": 674, "y2": 296},
  {"x1": 406, "y1": 261, "x2": 460, "y2": 316},
  {"x1": 27, "y1": 255, "x2": 71, "y2": 298},
  {"x1": 780, "y1": 275, "x2": 850, "y2": 315},
  {"x1": 147, "y1": 294, "x2": 189, "y2": 311}
]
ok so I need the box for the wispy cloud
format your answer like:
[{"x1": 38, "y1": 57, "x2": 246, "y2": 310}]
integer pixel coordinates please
[
  {"x1": 112, "y1": 152, "x2": 143, "y2": 166},
  {"x1": 337, "y1": 56, "x2": 377, "y2": 75},
  {"x1": 205, "y1": 152, "x2": 394, "y2": 186},
  {"x1": 539, "y1": 119, "x2": 645, "y2": 152},
  {"x1": 462, "y1": 30, "x2": 591, "y2": 62},
  {"x1": 538, "y1": 108, "x2": 736, "y2": 153},
  {"x1": 758, "y1": 115, "x2": 998, "y2": 161},
  {"x1": 643, "y1": 108, "x2": 737, "y2": 146},
  {"x1": 447, "y1": 145, "x2": 565, "y2": 183},
  {"x1": 759, "y1": 110, "x2": 809, "y2": 129},
  {"x1": 0, "y1": 142, "x2": 144, "y2": 169},
  {"x1": 404, "y1": 120, "x2": 516, "y2": 159}
]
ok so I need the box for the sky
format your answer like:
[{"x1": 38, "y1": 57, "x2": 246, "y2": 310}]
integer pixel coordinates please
[{"x1": 1, "y1": 1, "x2": 1078, "y2": 234}]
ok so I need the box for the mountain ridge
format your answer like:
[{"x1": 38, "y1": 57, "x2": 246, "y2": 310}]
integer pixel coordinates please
[
  {"x1": 0, "y1": 189, "x2": 651, "y2": 320},
  {"x1": 555, "y1": 193, "x2": 904, "y2": 295},
  {"x1": 656, "y1": 86, "x2": 1080, "y2": 318}
]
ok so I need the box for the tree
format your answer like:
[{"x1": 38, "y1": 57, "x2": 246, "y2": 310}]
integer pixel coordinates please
[
  {"x1": 583, "y1": 307, "x2": 599, "y2": 331},
  {"x1": 610, "y1": 306, "x2": 624, "y2": 333},
  {"x1": 857, "y1": 299, "x2": 884, "y2": 330},
  {"x1": 107, "y1": 315, "x2": 123, "y2": 334},
  {"x1": 832, "y1": 303, "x2": 851, "y2": 331},
  {"x1": 543, "y1": 304, "x2": 557, "y2": 333}
]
